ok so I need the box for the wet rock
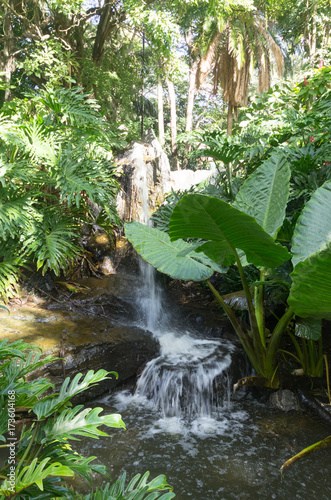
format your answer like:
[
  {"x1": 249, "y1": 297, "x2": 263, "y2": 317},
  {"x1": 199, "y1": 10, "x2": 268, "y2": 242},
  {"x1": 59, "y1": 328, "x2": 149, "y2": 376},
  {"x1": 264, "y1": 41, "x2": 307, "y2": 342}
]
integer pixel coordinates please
[
  {"x1": 45, "y1": 325, "x2": 159, "y2": 401},
  {"x1": 81, "y1": 226, "x2": 115, "y2": 260},
  {"x1": 98, "y1": 256, "x2": 116, "y2": 275},
  {"x1": 24, "y1": 272, "x2": 57, "y2": 295},
  {"x1": 114, "y1": 238, "x2": 140, "y2": 275},
  {"x1": 116, "y1": 131, "x2": 171, "y2": 222},
  {"x1": 0, "y1": 304, "x2": 159, "y2": 403},
  {"x1": 81, "y1": 293, "x2": 139, "y2": 323},
  {"x1": 269, "y1": 389, "x2": 301, "y2": 412}
]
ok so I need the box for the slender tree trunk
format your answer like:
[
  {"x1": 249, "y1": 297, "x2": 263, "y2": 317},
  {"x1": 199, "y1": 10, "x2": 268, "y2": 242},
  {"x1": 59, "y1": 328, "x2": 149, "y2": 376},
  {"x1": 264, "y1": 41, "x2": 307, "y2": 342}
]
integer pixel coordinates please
[
  {"x1": 141, "y1": 34, "x2": 145, "y2": 139},
  {"x1": 184, "y1": 29, "x2": 199, "y2": 164},
  {"x1": 2, "y1": 4, "x2": 15, "y2": 101},
  {"x1": 227, "y1": 102, "x2": 233, "y2": 136},
  {"x1": 310, "y1": 18, "x2": 317, "y2": 58},
  {"x1": 166, "y1": 76, "x2": 179, "y2": 170},
  {"x1": 185, "y1": 58, "x2": 199, "y2": 135},
  {"x1": 308, "y1": 1, "x2": 317, "y2": 59},
  {"x1": 322, "y1": 22, "x2": 330, "y2": 49},
  {"x1": 157, "y1": 61, "x2": 165, "y2": 147},
  {"x1": 194, "y1": 93, "x2": 212, "y2": 130}
]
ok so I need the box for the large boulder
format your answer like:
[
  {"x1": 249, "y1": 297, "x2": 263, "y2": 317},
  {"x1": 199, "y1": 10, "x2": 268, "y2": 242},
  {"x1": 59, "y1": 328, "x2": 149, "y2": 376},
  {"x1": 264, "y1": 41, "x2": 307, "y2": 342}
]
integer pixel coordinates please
[{"x1": 116, "y1": 131, "x2": 172, "y2": 222}]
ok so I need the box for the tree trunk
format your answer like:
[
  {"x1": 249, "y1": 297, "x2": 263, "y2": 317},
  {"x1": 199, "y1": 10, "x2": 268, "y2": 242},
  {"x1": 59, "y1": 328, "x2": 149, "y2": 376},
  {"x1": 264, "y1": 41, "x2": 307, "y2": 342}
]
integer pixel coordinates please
[
  {"x1": 166, "y1": 76, "x2": 179, "y2": 171},
  {"x1": 157, "y1": 62, "x2": 165, "y2": 147},
  {"x1": 227, "y1": 102, "x2": 233, "y2": 136},
  {"x1": 2, "y1": 4, "x2": 15, "y2": 101},
  {"x1": 185, "y1": 58, "x2": 199, "y2": 135}
]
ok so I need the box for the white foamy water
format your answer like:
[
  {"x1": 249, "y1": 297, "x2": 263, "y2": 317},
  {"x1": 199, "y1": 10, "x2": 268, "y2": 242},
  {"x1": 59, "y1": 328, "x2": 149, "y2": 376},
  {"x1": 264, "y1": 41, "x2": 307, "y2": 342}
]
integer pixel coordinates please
[
  {"x1": 129, "y1": 148, "x2": 239, "y2": 425},
  {"x1": 135, "y1": 332, "x2": 235, "y2": 418}
]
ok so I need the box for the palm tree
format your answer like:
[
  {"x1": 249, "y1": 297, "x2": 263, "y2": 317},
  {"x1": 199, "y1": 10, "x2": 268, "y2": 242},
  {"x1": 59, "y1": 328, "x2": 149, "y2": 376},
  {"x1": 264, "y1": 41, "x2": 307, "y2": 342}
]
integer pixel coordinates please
[{"x1": 193, "y1": 9, "x2": 284, "y2": 135}]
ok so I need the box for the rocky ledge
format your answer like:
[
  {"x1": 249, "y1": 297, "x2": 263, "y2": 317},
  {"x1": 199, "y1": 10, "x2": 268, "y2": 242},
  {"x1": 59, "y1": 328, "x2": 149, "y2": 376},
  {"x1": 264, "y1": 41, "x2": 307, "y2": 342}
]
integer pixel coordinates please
[{"x1": 0, "y1": 302, "x2": 159, "y2": 402}]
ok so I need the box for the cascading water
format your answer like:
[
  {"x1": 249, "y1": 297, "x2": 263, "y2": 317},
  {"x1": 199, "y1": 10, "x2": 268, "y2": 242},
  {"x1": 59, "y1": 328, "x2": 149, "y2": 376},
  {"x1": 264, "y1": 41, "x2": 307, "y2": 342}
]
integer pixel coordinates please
[
  {"x1": 133, "y1": 144, "x2": 163, "y2": 331},
  {"x1": 130, "y1": 146, "x2": 236, "y2": 419},
  {"x1": 135, "y1": 332, "x2": 235, "y2": 418}
]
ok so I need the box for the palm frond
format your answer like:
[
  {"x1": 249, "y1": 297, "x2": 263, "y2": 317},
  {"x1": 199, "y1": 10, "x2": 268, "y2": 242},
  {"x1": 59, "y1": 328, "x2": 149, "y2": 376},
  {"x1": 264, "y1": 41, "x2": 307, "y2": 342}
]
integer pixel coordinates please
[{"x1": 255, "y1": 18, "x2": 284, "y2": 78}]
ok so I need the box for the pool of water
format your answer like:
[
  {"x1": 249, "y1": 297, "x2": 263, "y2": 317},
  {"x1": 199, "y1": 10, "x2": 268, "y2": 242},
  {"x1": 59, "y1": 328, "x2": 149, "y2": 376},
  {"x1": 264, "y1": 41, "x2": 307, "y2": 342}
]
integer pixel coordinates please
[{"x1": 76, "y1": 389, "x2": 331, "y2": 500}]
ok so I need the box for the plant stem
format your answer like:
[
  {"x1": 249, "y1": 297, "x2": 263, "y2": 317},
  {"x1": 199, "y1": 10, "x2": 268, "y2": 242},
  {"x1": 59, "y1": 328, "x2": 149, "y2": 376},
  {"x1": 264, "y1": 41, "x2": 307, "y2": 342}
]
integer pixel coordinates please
[
  {"x1": 206, "y1": 280, "x2": 258, "y2": 371},
  {"x1": 15, "y1": 421, "x2": 39, "y2": 476},
  {"x1": 254, "y1": 271, "x2": 266, "y2": 349},
  {"x1": 232, "y1": 248, "x2": 258, "y2": 332},
  {"x1": 232, "y1": 248, "x2": 265, "y2": 371},
  {"x1": 266, "y1": 307, "x2": 294, "y2": 377},
  {"x1": 325, "y1": 354, "x2": 331, "y2": 405}
]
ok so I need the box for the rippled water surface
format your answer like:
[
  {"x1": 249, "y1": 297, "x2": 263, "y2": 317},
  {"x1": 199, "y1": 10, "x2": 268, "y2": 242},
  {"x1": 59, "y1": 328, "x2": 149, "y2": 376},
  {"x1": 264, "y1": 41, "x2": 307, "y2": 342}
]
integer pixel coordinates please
[{"x1": 76, "y1": 386, "x2": 331, "y2": 500}]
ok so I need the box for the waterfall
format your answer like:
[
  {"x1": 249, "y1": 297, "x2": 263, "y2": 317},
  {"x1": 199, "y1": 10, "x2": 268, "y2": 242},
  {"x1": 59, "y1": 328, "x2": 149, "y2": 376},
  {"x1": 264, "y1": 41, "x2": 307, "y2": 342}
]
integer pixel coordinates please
[
  {"x1": 133, "y1": 143, "x2": 164, "y2": 331},
  {"x1": 136, "y1": 332, "x2": 235, "y2": 418},
  {"x1": 129, "y1": 143, "x2": 236, "y2": 419}
]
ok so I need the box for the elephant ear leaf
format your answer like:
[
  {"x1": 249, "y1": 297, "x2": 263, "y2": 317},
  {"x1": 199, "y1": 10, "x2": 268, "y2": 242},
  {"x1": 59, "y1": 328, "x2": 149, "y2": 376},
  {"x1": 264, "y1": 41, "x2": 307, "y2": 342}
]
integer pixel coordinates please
[
  {"x1": 288, "y1": 180, "x2": 331, "y2": 318},
  {"x1": 233, "y1": 152, "x2": 291, "y2": 238},
  {"x1": 169, "y1": 194, "x2": 291, "y2": 268},
  {"x1": 125, "y1": 221, "x2": 224, "y2": 281}
]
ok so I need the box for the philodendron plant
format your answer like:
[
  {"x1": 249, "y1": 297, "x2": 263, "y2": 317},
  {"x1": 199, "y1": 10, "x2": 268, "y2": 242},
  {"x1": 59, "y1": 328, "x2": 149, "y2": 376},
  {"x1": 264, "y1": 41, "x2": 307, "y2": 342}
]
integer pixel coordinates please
[{"x1": 125, "y1": 152, "x2": 331, "y2": 387}]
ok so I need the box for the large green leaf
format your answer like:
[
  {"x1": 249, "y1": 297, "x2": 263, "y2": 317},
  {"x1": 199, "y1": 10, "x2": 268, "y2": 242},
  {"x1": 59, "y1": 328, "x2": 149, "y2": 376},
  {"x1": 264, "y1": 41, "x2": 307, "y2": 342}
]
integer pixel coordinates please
[
  {"x1": 42, "y1": 406, "x2": 125, "y2": 442},
  {"x1": 288, "y1": 249, "x2": 331, "y2": 318},
  {"x1": 291, "y1": 180, "x2": 331, "y2": 267},
  {"x1": 295, "y1": 317, "x2": 322, "y2": 340},
  {"x1": 233, "y1": 152, "x2": 290, "y2": 238},
  {"x1": 169, "y1": 194, "x2": 291, "y2": 268},
  {"x1": 0, "y1": 458, "x2": 74, "y2": 495},
  {"x1": 34, "y1": 370, "x2": 115, "y2": 419},
  {"x1": 77, "y1": 471, "x2": 175, "y2": 500},
  {"x1": 288, "y1": 181, "x2": 331, "y2": 318},
  {"x1": 125, "y1": 221, "x2": 224, "y2": 281}
]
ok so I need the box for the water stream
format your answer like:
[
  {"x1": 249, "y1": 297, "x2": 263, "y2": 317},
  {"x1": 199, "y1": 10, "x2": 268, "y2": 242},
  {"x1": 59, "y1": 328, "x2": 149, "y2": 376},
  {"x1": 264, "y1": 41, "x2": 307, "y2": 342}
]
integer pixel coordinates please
[
  {"x1": 78, "y1": 154, "x2": 331, "y2": 500},
  {"x1": 131, "y1": 146, "x2": 234, "y2": 421}
]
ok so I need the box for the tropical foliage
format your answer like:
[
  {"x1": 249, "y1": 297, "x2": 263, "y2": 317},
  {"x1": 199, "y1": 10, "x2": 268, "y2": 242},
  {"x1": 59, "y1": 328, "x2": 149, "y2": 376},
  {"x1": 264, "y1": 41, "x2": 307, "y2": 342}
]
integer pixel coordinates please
[
  {"x1": 126, "y1": 146, "x2": 331, "y2": 385},
  {"x1": 0, "y1": 87, "x2": 124, "y2": 300},
  {"x1": 0, "y1": 339, "x2": 175, "y2": 499}
]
